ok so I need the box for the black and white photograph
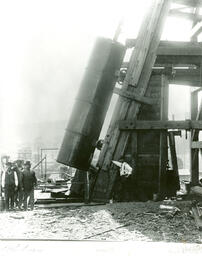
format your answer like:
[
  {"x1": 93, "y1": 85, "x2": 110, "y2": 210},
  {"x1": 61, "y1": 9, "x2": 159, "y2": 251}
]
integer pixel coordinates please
[{"x1": 1, "y1": 0, "x2": 202, "y2": 255}]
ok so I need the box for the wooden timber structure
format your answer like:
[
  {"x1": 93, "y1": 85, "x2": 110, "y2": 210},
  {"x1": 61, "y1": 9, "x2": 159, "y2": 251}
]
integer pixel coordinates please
[
  {"x1": 66, "y1": 0, "x2": 202, "y2": 202},
  {"x1": 86, "y1": 0, "x2": 202, "y2": 202}
]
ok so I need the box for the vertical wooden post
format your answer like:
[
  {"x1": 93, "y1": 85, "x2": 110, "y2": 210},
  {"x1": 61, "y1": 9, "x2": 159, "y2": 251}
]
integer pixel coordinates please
[
  {"x1": 84, "y1": 171, "x2": 90, "y2": 204},
  {"x1": 191, "y1": 91, "x2": 199, "y2": 185},
  {"x1": 158, "y1": 74, "x2": 169, "y2": 199},
  {"x1": 131, "y1": 132, "x2": 138, "y2": 172},
  {"x1": 44, "y1": 155, "x2": 47, "y2": 182},
  {"x1": 168, "y1": 132, "x2": 180, "y2": 190},
  {"x1": 131, "y1": 132, "x2": 138, "y2": 200},
  {"x1": 40, "y1": 149, "x2": 43, "y2": 179}
]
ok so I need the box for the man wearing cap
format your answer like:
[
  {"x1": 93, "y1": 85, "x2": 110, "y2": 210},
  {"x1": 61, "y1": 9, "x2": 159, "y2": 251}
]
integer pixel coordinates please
[
  {"x1": 22, "y1": 161, "x2": 37, "y2": 210},
  {"x1": 1, "y1": 162, "x2": 18, "y2": 211}
]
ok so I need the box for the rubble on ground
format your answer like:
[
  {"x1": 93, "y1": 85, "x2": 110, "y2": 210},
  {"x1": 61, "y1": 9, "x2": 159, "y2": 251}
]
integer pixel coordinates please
[{"x1": 0, "y1": 200, "x2": 202, "y2": 243}]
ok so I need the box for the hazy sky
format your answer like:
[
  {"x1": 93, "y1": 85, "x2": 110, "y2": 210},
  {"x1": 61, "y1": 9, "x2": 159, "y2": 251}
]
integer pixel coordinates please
[{"x1": 0, "y1": 0, "x2": 195, "y2": 155}]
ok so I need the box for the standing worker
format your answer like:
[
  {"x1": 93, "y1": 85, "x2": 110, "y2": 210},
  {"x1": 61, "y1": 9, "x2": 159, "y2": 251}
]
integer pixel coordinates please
[
  {"x1": 1, "y1": 162, "x2": 18, "y2": 211},
  {"x1": 13, "y1": 160, "x2": 24, "y2": 210},
  {"x1": 22, "y1": 161, "x2": 37, "y2": 211}
]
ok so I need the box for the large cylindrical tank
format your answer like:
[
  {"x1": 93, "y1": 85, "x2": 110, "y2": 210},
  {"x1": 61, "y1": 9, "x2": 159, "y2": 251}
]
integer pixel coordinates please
[{"x1": 57, "y1": 37, "x2": 125, "y2": 170}]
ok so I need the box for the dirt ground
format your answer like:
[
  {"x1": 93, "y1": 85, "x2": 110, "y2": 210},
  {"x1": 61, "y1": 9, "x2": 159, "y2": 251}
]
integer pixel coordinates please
[{"x1": 0, "y1": 200, "x2": 202, "y2": 243}]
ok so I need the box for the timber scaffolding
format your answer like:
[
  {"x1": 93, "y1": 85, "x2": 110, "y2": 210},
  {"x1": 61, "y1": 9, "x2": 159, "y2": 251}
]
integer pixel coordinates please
[{"x1": 59, "y1": 0, "x2": 202, "y2": 203}]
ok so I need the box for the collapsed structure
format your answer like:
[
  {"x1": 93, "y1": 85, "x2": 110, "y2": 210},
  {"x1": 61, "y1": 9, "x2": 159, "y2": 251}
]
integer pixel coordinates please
[{"x1": 57, "y1": 0, "x2": 202, "y2": 202}]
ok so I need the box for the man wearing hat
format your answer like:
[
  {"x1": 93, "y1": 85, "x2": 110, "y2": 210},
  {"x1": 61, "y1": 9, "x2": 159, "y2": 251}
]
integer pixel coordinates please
[
  {"x1": 13, "y1": 160, "x2": 24, "y2": 210},
  {"x1": 1, "y1": 162, "x2": 18, "y2": 211},
  {"x1": 22, "y1": 161, "x2": 37, "y2": 210}
]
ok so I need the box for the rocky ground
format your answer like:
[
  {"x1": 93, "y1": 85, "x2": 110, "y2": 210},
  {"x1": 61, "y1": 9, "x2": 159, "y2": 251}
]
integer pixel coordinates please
[{"x1": 0, "y1": 200, "x2": 201, "y2": 243}]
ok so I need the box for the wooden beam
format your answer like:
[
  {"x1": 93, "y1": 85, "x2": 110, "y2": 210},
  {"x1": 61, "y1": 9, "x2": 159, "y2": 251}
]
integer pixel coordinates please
[
  {"x1": 119, "y1": 120, "x2": 202, "y2": 130},
  {"x1": 173, "y1": 0, "x2": 202, "y2": 8},
  {"x1": 151, "y1": 68, "x2": 201, "y2": 86},
  {"x1": 192, "y1": 141, "x2": 202, "y2": 148},
  {"x1": 193, "y1": 87, "x2": 202, "y2": 94},
  {"x1": 191, "y1": 21, "x2": 202, "y2": 38},
  {"x1": 191, "y1": 205, "x2": 202, "y2": 231},
  {"x1": 168, "y1": 132, "x2": 180, "y2": 190},
  {"x1": 156, "y1": 55, "x2": 202, "y2": 65},
  {"x1": 98, "y1": 0, "x2": 171, "y2": 172},
  {"x1": 191, "y1": 92, "x2": 202, "y2": 185},
  {"x1": 131, "y1": 132, "x2": 138, "y2": 174},
  {"x1": 158, "y1": 75, "x2": 169, "y2": 199},
  {"x1": 157, "y1": 46, "x2": 202, "y2": 56},
  {"x1": 169, "y1": 9, "x2": 202, "y2": 21},
  {"x1": 113, "y1": 87, "x2": 158, "y2": 105},
  {"x1": 125, "y1": 39, "x2": 202, "y2": 49},
  {"x1": 192, "y1": 97, "x2": 202, "y2": 141},
  {"x1": 84, "y1": 171, "x2": 90, "y2": 204},
  {"x1": 124, "y1": 41, "x2": 202, "y2": 65}
]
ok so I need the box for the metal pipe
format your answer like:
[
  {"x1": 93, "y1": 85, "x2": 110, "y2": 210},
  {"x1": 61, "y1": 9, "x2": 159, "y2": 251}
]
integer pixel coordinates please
[{"x1": 57, "y1": 37, "x2": 125, "y2": 170}]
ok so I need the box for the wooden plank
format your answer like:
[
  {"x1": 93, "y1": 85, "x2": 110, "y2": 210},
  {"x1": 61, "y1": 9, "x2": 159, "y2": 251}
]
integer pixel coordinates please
[
  {"x1": 138, "y1": 154, "x2": 159, "y2": 166},
  {"x1": 156, "y1": 55, "x2": 202, "y2": 65},
  {"x1": 192, "y1": 99, "x2": 202, "y2": 140},
  {"x1": 124, "y1": 40, "x2": 202, "y2": 65},
  {"x1": 98, "y1": 0, "x2": 171, "y2": 170},
  {"x1": 158, "y1": 75, "x2": 169, "y2": 199},
  {"x1": 157, "y1": 46, "x2": 202, "y2": 56},
  {"x1": 192, "y1": 206, "x2": 202, "y2": 231},
  {"x1": 126, "y1": 39, "x2": 202, "y2": 49},
  {"x1": 131, "y1": 132, "x2": 138, "y2": 171},
  {"x1": 168, "y1": 132, "x2": 180, "y2": 190},
  {"x1": 173, "y1": 0, "x2": 202, "y2": 8},
  {"x1": 158, "y1": 132, "x2": 168, "y2": 198},
  {"x1": 191, "y1": 6, "x2": 201, "y2": 42},
  {"x1": 191, "y1": 91, "x2": 199, "y2": 185},
  {"x1": 192, "y1": 141, "x2": 202, "y2": 148},
  {"x1": 113, "y1": 87, "x2": 157, "y2": 105},
  {"x1": 111, "y1": 1, "x2": 171, "y2": 164},
  {"x1": 119, "y1": 120, "x2": 202, "y2": 130},
  {"x1": 169, "y1": 9, "x2": 202, "y2": 21},
  {"x1": 36, "y1": 202, "x2": 105, "y2": 209},
  {"x1": 193, "y1": 87, "x2": 202, "y2": 94},
  {"x1": 84, "y1": 171, "x2": 90, "y2": 203},
  {"x1": 191, "y1": 21, "x2": 202, "y2": 38}
]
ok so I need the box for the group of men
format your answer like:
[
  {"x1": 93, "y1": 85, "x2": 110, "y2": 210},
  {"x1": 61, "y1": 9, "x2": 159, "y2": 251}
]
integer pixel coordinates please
[{"x1": 1, "y1": 160, "x2": 37, "y2": 211}]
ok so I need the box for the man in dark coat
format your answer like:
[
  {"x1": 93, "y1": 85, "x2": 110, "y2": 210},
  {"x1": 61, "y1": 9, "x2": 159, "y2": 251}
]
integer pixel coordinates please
[
  {"x1": 13, "y1": 160, "x2": 24, "y2": 210},
  {"x1": 1, "y1": 162, "x2": 18, "y2": 211},
  {"x1": 22, "y1": 161, "x2": 37, "y2": 210}
]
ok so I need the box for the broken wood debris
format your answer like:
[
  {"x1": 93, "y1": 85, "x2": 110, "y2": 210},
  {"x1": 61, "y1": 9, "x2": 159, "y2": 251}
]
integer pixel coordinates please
[
  {"x1": 83, "y1": 222, "x2": 132, "y2": 240},
  {"x1": 159, "y1": 204, "x2": 181, "y2": 218},
  {"x1": 36, "y1": 202, "x2": 105, "y2": 209},
  {"x1": 191, "y1": 201, "x2": 202, "y2": 231}
]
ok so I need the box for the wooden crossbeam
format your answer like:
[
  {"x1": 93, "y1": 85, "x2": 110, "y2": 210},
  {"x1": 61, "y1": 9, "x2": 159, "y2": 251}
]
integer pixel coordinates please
[
  {"x1": 191, "y1": 21, "x2": 202, "y2": 38},
  {"x1": 113, "y1": 88, "x2": 157, "y2": 105},
  {"x1": 157, "y1": 46, "x2": 202, "y2": 56},
  {"x1": 125, "y1": 39, "x2": 202, "y2": 49},
  {"x1": 123, "y1": 41, "x2": 202, "y2": 65},
  {"x1": 192, "y1": 141, "x2": 202, "y2": 148},
  {"x1": 169, "y1": 9, "x2": 202, "y2": 21},
  {"x1": 119, "y1": 120, "x2": 202, "y2": 130},
  {"x1": 173, "y1": 0, "x2": 202, "y2": 8},
  {"x1": 193, "y1": 87, "x2": 202, "y2": 94}
]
